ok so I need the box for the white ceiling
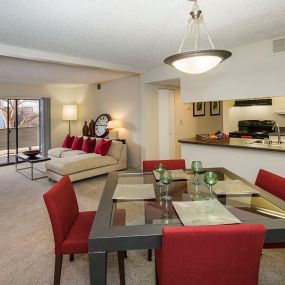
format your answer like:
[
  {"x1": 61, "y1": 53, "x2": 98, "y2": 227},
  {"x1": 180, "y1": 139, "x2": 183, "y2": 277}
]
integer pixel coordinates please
[
  {"x1": 0, "y1": 0, "x2": 285, "y2": 70},
  {"x1": 0, "y1": 56, "x2": 132, "y2": 85}
]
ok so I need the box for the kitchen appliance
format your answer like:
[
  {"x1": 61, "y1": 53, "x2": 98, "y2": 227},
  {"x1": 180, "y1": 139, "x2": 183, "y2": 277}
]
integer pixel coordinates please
[
  {"x1": 229, "y1": 120, "x2": 275, "y2": 139},
  {"x1": 234, "y1": 98, "x2": 272, "y2": 107}
]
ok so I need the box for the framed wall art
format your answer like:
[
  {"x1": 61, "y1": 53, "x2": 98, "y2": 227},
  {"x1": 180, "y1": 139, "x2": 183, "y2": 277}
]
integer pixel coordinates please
[
  {"x1": 193, "y1": 102, "x2": 205, "y2": 117},
  {"x1": 210, "y1": 101, "x2": 220, "y2": 116}
]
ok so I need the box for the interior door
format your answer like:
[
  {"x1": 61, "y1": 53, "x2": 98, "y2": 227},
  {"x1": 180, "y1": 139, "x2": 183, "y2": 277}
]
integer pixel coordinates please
[{"x1": 158, "y1": 89, "x2": 175, "y2": 159}]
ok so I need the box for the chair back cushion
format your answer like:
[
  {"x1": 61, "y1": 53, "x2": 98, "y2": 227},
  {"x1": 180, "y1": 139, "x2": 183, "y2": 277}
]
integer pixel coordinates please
[
  {"x1": 143, "y1": 159, "x2": 186, "y2": 171},
  {"x1": 43, "y1": 176, "x2": 79, "y2": 255},
  {"x1": 157, "y1": 224, "x2": 265, "y2": 285},
  {"x1": 255, "y1": 169, "x2": 285, "y2": 200}
]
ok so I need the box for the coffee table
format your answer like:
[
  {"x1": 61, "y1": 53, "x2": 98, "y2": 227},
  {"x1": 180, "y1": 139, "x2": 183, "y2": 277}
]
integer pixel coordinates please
[{"x1": 15, "y1": 153, "x2": 51, "y2": 180}]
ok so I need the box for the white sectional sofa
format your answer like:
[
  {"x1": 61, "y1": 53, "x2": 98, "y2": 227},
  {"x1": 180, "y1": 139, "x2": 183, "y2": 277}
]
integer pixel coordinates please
[{"x1": 46, "y1": 139, "x2": 127, "y2": 182}]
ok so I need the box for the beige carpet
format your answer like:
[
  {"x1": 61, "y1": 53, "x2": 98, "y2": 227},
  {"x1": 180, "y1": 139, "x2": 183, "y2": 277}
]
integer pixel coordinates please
[{"x1": 0, "y1": 165, "x2": 284, "y2": 285}]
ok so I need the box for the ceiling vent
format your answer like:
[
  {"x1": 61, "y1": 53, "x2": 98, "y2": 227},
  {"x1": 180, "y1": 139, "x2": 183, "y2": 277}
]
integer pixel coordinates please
[{"x1": 273, "y1": 38, "x2": 285, "y2": 53}]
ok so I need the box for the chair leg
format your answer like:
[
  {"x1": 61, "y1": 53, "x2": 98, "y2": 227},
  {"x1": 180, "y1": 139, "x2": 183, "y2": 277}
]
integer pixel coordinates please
[
  {"x1": 155, "y1": 262, "x2": 159, "y2": 285},
  {"x1": 124, "y1": 251, "x2": 127, "y2": 258},
  {"x1": 117, "y1": 251, "x2": 126, "y2": 285},
  {"x1": 69, "y1": 254, "x2": 74, "y2": 262},
  {"x1": 54, "y1": 255, "x2": 63, "y2": 285},
  {"x1": 148, "y1": 249, "x2": 152, "y2": 261}
]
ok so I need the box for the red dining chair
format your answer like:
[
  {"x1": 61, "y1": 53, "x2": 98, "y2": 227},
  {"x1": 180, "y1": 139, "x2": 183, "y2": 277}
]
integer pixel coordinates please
[
  {"x1": 255, "y1": 169, "x2": 285, "y2": 201},
  {"x1": 155, "y1": 224, "x2": 266, "y2": 285},
  {"x1": 255, "y1": 169, "x2": 285, "y2": 248},
  {"x1": 143, "y1": 159, "x2": 186, "y2": 261},
  {"x1": 143, "y1": 159, "x2": 186, "y2": 172},
  {"x1": 43, "y1": 176, "x2": 126, "y2": 285}
]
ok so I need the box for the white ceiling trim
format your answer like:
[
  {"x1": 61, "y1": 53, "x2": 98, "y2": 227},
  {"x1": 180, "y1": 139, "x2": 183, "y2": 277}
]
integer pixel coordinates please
[{"x1": 0, "y1": 43, "x2": 144, "y2": 74}]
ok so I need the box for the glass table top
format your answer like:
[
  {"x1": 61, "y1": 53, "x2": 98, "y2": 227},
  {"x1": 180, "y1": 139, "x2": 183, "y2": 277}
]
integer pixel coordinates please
[{"x1": 111, "y1": 171, "x2": 285, "y2": 227}]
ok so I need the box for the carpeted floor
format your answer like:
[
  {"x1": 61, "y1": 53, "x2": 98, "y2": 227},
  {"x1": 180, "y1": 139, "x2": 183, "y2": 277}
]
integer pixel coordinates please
[{"x1": 0, "y1": 164, "x2": 284, "y2": 285}]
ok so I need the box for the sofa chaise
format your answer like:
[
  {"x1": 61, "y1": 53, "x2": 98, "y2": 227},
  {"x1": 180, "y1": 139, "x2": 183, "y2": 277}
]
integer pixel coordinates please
[{"x1": 46, "y1": 138, "x2": 127, "y2": 182}]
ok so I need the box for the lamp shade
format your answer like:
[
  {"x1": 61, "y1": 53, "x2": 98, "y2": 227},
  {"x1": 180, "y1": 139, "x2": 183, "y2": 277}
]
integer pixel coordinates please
[
  {"x1": 107, "y1": 120, "x2": 116, "y2": 129},
  {"x1": 164, "y1": 50, "x2": 232, "y2": 74},
  {"x1": 107, "y1": 120, "x2": 122, "y2": 129},
  {"x1": 62, "y1": 105, "x2": 77, "y2": 121}
]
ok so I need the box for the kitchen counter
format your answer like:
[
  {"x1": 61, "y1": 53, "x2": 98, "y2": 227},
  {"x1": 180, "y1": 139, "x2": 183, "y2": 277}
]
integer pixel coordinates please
[
  {"x1": 178, "y1": 137, "x2": 285, "y2": 153},
  {"x1": 179, "y1": 137, "x2": 285, "y2": 183}
]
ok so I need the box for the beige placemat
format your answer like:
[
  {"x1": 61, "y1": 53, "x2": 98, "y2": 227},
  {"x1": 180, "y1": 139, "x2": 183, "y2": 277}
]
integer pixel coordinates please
[
  {"x1": 153, "y1": 169, "x2": 192, "y2": 180},
  {"x1": 113, "y1": 184, "x2": 155, "y2": 200},
  {"x1": 214, "y1": 180, "x2": 260, "y2": 195},
  {"x1": 172, "y1": 200, "x2": 241, "y2": 226}
]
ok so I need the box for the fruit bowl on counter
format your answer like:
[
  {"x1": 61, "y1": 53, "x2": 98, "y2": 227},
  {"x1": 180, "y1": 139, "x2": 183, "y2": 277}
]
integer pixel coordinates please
[{"x1": 196, "y1": 131, "x2": 230, "y2": 144}]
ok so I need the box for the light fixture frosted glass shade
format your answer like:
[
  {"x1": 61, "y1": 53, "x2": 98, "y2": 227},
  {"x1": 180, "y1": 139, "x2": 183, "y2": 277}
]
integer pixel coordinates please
[
  {"x1": 62, "y1": 105, "x2": 77, "y2": 121},
  {"x1": 164, "y1": 50, "x2": 232, "y2": 74}
]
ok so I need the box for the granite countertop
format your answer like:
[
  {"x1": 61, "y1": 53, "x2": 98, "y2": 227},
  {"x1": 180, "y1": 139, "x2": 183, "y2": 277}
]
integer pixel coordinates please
[
  {"x1": 178, "y1": 137, "x2": 285, "y2": 153},
  {"x1": 270, "y1": 133, "x2": 285, "y2": 137}
]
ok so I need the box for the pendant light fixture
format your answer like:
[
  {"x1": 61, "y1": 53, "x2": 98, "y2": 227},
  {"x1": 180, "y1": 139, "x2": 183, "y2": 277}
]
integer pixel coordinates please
[{"x1": 164, "y1": 0, "x2": 232, "y2": 74}]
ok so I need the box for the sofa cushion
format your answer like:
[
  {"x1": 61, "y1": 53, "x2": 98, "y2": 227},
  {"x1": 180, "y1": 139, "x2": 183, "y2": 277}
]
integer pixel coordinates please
[
  {"x1": 48, "y1": 148, "x2": 72, "y2": 158},
  {"x1": 46, "y1": 153, "x2": 117, "y2": 175},
  {"x1": 82, "y1": 138, "x2": 96, "y2": 153},
  {"x1": 95, "y1": 139, "x2": 112, "y2": 156},
  {"x1": 71, "y1": 136, "x2": 84, "y2": 150},
  {"x1": 107, "y1": 140, "x2": 123, "y2": 160},
  {"x1": 61, "y1": 134, "x2": 74, "y2": 148},
  {"x1": 61, "y1": 150, "x2": 86, "y2": 157}
]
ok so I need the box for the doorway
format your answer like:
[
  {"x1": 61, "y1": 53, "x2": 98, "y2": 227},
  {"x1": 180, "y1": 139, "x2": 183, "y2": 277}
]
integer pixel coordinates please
[
  {"x1": 158, "y1": 89, "x2": 175, "y2": 159},
  {"x1": 0, "y1": 99, "x2": 41, "y2": 165}
]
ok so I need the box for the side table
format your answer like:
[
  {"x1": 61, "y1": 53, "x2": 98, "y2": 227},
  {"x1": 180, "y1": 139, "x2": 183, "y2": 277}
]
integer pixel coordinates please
[{"x1": 15, "y1": 154, "x2": 51, "y2": 180}]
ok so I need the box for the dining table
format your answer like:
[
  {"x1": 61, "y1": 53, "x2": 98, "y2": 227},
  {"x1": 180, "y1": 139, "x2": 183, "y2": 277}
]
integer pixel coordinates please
[{"x1": 88, "y1": 167, "x2": 285, "y2": 285}]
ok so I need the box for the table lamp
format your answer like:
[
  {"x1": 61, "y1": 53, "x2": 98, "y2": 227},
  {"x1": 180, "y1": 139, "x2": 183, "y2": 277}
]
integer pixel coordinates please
[
  {"x1": 107, "y1": 120, "x2": 119, "y2": 139},
  {"x1": 62, "y1": 104, "x2": 77, "y2": 134}
]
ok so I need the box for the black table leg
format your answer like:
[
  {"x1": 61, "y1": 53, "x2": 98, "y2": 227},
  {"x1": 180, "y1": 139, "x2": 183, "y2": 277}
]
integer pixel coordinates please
[{"x1": 89, "y1": 251, "x2": 107, "y2": 285}]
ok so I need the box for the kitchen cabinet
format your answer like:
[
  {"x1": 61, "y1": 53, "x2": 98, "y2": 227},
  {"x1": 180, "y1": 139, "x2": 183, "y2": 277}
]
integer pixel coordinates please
[{"x1": 273, "y1": 96, "x2": 285, "y2": 114}]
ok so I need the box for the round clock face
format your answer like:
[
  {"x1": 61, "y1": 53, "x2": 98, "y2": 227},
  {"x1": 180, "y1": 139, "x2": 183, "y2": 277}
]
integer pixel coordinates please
[{"x1": 94, "y1": 114, "x2": 111, "y2": 137}]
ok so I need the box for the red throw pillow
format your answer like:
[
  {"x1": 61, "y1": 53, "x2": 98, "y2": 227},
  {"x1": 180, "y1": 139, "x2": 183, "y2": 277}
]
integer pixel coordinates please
[
  {"x1": 82, "y1": 138, "x2": 96, "y2": 153},
  {"x1": 95, "y1": 139, "x2": 112, "y2": 156},
  {"x1": 71, "y1": 136, "x2": 84, "y2": 150},
  {"x1": 61, "y1": 134, "x2": 74, "y2": 148}
]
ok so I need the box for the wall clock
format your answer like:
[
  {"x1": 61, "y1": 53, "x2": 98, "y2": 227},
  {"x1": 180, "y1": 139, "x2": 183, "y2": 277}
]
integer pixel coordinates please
[{"x1": 94, "y1": 113, "x2": 111, "y2": 137}]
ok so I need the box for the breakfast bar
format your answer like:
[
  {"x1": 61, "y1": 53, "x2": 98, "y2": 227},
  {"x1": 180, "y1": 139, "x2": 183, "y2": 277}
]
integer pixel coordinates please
[{"x1": 179, "y1": 138, "x2": 285, "y2": 183}]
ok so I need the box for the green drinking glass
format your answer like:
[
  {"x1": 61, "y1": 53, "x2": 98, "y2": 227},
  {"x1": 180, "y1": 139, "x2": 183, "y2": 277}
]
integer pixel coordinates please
[
  {"x1": 204, "y1": 171, "x2": 218, "y2": 199},
  {"x1": 160, "y1": 170, "x2": 172, "y2": 201},
  {"x1": 155, "y1": 163, "x2": 165, "y2": 186},
  {"x1": 191, "y1": 161, "x2": 202, "y2": 185}
]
